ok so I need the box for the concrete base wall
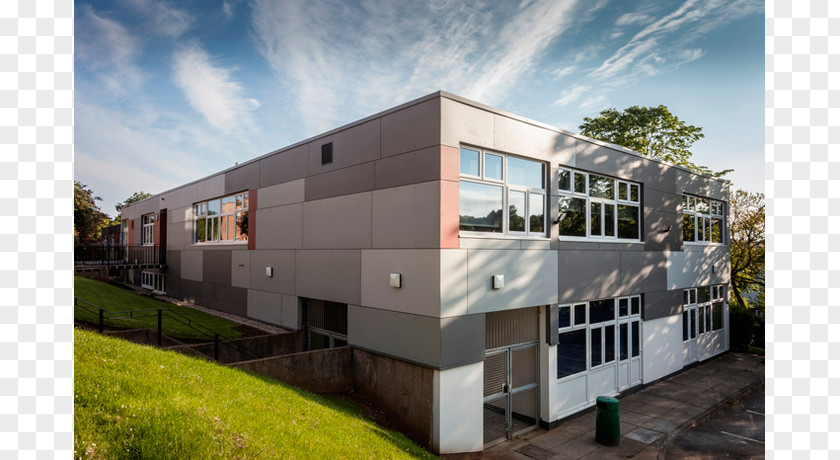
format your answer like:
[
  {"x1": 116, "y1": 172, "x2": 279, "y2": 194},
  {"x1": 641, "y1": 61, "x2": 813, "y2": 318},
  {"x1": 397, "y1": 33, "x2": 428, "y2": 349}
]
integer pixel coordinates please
[
  {"x1": 351, "y1": 348, "x2": 435, "y2": 448},
  {"x1": 189, "y1": 332, "x2": 305, "y2": 364},
  {"x1": 230, "y1": 347, "x2": 353, "y2": 393}
]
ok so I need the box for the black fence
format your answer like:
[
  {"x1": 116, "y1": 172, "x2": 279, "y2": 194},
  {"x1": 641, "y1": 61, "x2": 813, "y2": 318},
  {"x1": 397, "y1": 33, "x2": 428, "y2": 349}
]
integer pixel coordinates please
[
  {"x1": 74, "y1": 244, "x2": 165, "y2": 267},
  {"x1": 73, "y1": 296, "x2": 262, "y2": 361}
]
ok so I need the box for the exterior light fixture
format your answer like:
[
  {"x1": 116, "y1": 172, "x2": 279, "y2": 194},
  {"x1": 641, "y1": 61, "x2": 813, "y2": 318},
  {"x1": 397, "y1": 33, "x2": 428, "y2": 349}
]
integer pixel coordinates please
[
  {"x1": 492, "y1": 274, "x2": 504, "y2": 290},
  {"x1": 266, "y1": 266, "x2": 274, "y2": 278},
  {"x1": 390, "y1": 273, "x2": 402, "y2": 288}
]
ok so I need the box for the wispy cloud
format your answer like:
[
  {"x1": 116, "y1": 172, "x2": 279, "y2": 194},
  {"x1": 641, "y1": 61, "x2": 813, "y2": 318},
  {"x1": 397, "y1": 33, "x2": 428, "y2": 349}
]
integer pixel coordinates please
[
  {"x1": 591, "y1": 0, "x2": 762, "y2": 83},
  {"x1": 75, "y1": 6, "x2": 145, "y2": 94},
  {"x1": 172, "y1": 42, "x2": 260, "y2": 134},
  {"x1": 554, "y1": 85, "x2": 590, "y2": 107},
  {"x1": 250, "y1": 0, "x2": 601, "y2": 134},
  {"x1": 124, "y1": 0, "x2": 193, "y2": 38}
]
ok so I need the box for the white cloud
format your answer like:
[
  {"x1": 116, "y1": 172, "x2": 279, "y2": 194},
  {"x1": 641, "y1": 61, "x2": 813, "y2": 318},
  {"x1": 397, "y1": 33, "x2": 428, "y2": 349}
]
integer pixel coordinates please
[
  {"x1": 222, "y1": 1, "x2": 234, "y2": 19},
  {"x1": 75, "y1": 6, "x2": 145, "y2": 94},
  {"x1": 172, "y1": 42, "x2": 260, "y2": 134},
  {"x1": 250, "y1": 0, "x2": 599, "y2": 134},
  {"x1": 553, "y1": 85, "x2": 590, "y2": 107},
  {"x1": 615, "y1": 12, "x2": 652, "y2": 26},
  {"x1": 125, "y1": 0, "x2": 193, "y2": 38},
  {"x1": 590, "y1": 0, "x2": 762, "y2": 83}
]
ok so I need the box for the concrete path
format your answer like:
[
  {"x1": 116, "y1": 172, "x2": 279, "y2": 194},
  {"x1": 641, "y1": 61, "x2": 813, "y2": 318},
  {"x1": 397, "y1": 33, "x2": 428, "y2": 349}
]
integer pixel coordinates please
[{"x1": 444, "y1": 352, "x2": 764, "y2": 460}]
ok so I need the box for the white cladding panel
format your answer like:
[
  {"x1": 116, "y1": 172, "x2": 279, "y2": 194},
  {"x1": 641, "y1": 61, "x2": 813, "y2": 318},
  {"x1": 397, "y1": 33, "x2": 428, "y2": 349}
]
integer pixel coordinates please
[
  {"x1": 642, "y1": 314, "x2": 684, "y2": 383},
  {"x1": 433, "y1": 361, "x2": 484, "y2": 453}
]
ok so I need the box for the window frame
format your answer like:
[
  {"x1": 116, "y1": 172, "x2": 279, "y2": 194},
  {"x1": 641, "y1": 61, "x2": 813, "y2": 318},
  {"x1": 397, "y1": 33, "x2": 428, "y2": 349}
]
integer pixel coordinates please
[
  {"x1": 682, "y1": 284, "x2": 726, "y2": 342},
  {"x1": 557, "y1": 168, "x2": 641, "y2": 242},
  {"x1": 193, "y1": 191, "x2": 249, "y2": 245},
  {"x1": 682, "y1": 194, "x2": 725, "y2": 245},
  {"x1": 141, "y1": 213, "x2": 155, "y2": 246},
  {"x1": 459, "y1": 146, "x2": 548, "y2": 238},
  {"x1": 556, "y1": 295, "x2": 642, "y2": 381}
]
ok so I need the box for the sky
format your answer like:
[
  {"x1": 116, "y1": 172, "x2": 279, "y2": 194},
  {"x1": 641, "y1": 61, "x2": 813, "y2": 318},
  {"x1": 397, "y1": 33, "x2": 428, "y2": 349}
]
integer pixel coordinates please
[{"x1": 74, "y1": 0, "x2": 765, "y2": 218}]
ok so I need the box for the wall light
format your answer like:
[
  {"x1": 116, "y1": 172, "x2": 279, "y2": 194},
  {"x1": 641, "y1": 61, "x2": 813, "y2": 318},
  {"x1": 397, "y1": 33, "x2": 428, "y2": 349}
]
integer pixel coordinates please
[
  {"x1": 266, "y1": 266, "x2": 274, "y2": 278},
  {"x1": 492, "y1": 274, "x2": 504, "y2": 290},
  {"x1": 390, "y1": 273, "x2": 402, "y2": 288}
]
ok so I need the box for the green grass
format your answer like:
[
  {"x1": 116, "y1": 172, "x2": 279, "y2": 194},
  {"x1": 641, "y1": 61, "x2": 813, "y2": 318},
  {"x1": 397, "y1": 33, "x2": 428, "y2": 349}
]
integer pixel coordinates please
[
  {"x1": 74, "y1": 276, "x2": 244, "y2": 341},
  {"x1": 75, "y1": 329, "x2": 437, "y2": 459},
  {"x1": 747, "y1": 346, "x2": 765, "y2": 356}
]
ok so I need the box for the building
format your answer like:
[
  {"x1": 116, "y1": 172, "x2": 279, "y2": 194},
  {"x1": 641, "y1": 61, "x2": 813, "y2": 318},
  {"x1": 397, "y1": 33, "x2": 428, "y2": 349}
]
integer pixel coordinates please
[{"x1": 118, "y1": 91, "x2": 730, "y2": 454}]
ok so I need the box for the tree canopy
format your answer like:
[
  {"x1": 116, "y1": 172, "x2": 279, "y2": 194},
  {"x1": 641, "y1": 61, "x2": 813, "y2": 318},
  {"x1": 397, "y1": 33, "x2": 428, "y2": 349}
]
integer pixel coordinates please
[
  {"x1": 579, "y1": 105, "x2": 731, "y2": 177},
  {"x1": 115, "y1": 191, "x2": 153, "y2": 221},
  {"x1": 729, "y1": 189, "x2": 765, "y2": 311},
  {"x1": 74, "y1": 181, "x2": 110, "y2": 245}
]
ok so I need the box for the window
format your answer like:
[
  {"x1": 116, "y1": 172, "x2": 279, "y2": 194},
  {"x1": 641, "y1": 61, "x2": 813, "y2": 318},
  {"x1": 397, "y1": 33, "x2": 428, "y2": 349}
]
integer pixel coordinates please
[
  {"x1": 558, "y1": 169, "x2": 640, "y2": 240},
  {"x1": 141, "y1": 271, "x2": 165, "y2": 293},
  {"x1": 194, "y1": 192, "x2": 249, "y2": 244},
  {"x1": 141, "y1": 214, "x2": 155, "y2": 246},
  {"x1": 557, "y1": 295, "x2": 641, "y2": 379},
  {"x1": 682, "y1": 194, "x2": 724, "y2": 244},
  {"x1": 683, "y1": 285, "x2": 725, "y2": 341},
  {"x1": 459, "y1": 147, "x2": 546, "y2": 236}
]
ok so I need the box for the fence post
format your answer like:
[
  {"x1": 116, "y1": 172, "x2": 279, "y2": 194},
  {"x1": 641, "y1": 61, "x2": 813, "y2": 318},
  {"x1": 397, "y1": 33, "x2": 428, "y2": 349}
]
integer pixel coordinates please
[
  {"x1": 157, "y1": 309, "x2": 163, "y2": 347},
  {"x1": 98, "y1": 308, "x2": 104, "y2": 334},
  {"x1": 214, "y1": 333, "x2": 219, "y2": 361}
]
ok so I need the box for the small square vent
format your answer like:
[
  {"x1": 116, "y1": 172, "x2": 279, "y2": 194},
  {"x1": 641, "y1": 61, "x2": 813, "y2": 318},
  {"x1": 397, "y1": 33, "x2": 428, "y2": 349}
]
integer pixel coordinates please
[{"x1": 321, "y1": 142, "x2": 333, "y2": 165}]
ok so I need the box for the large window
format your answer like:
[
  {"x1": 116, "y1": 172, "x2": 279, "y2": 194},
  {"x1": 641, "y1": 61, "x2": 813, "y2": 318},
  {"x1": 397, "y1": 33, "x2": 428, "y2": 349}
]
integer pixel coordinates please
[
  {"x1": 459, "y1": 147, "x2": 546, "y2": 236},
  {"x1": 194, "y1": 192, "x2": 249, "y2": 244},
  {"x1": 141, "y1": 214, "x2": 155, "y2": 246},
  {"x1": 558, "y1": 169, "x2": 640, "y2": 240},
  {"x1": 682, "y1": 285, "x2": 725, "y2": 342},
  {"x1": 141, "y1": 271, "x2": 165, "y2": 293},
  {"x1": 557, "y1": 295, "x2": 641, "y2": 379},
  {"x1": 682, "y1": 194, "x2": 724, "y2": 244}
]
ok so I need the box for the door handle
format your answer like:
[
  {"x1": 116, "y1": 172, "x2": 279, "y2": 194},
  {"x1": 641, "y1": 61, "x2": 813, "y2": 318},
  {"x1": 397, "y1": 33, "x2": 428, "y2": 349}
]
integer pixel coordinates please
[{"x1": 502, "y1": 383, "x2": 510, "y2": 393}]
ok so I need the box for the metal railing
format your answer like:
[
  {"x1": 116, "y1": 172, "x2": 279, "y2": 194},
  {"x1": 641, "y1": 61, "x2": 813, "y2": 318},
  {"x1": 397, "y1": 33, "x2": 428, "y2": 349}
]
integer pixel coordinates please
[
  {"x1": 73, "y1": 296, "x2": 262, "y2": 362},
  {"x1": 74, "y1": 244, "x2": 165, "y2": 267}
]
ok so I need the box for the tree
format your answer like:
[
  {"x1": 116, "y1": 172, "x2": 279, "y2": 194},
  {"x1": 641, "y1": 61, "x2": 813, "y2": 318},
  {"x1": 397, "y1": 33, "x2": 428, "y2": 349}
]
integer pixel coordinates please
[
  {"x1": 114, "y1": 191, "x2": 153, "y2": 220},
  {"x1": 729, "y1": 189, "x2": 765, "y2": 312},
  {"x1": 579, "y1": 105, "x2": 731, "y2": 177},
  {"x1": 74, "y1": 181, "x2": 109, "y2": 244}
]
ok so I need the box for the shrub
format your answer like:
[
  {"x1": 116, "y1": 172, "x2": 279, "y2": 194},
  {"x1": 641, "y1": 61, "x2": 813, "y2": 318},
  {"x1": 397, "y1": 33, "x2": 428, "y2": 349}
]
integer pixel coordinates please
[{"x1": 729, "y1": 303, "x2": 756, "y2": 352}]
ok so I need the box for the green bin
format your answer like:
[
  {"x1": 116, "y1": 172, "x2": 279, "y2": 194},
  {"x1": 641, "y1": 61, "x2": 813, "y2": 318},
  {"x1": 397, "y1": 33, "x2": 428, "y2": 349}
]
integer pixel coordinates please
[{"x1": 595, "y1": 396, "x2": 620, "y2": 446}]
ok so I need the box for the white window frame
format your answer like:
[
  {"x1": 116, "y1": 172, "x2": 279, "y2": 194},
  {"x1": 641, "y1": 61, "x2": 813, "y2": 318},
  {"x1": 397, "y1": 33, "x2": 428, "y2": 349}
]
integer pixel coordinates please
[
  {"x1": 140, "y1": 271, "x2": 166, "y2": 293},
  {"x1": 193, "y1": 192, "x2": 249, "y2": 245},
  {"x1": 141, "y1": 213, "x2": 155, "y2": 246},
  {"x1": 682, "y1": 194, "x2": 725, "y2": 245},
  {"x1": 556, "y1": 295, "x2": 642, "y2": 381},
  {"x1": 682, "y1": 285, "x2": 726, "y2": 342},
  {"x1": 557, "y1": 168, "x2": 641, "y2": 242},
  {"x1": 459, "y1": 146, "x2": 547, "y2": 238}
]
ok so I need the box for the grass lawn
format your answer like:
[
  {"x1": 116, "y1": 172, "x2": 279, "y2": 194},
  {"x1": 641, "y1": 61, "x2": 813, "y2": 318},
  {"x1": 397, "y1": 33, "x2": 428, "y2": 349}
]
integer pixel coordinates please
[
  {"x1": 74, "y1": 276, "x2": 244, "y2": 341},
  {"x1": 75, "y1": 329, "x2": 437, "y2": 459}
]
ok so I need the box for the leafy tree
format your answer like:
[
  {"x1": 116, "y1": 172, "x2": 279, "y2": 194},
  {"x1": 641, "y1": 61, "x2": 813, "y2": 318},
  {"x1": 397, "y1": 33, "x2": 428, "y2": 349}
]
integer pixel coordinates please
[
  {"x1": 74, "y1": 181, "x2": 109, "y2": 244},
  {"x1": 729, "y1": 189, "x2": 765, "y2": 312},
  {"x1": 579, "y1": 105, "x2": 731, "y2": 177},
  {"x1": 114, "y1": 191, "x2": 153, "y2": 220}
]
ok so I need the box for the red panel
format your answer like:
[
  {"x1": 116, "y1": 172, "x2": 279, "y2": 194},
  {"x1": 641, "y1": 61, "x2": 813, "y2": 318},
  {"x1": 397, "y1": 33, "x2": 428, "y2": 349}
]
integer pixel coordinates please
[
  {"x1": 247, "y1": 189, "x2": 257, "y2": 250},
  {"x1": 440, "y1": 145, "x2": 460, "y2": 182},
  {"x1": 440, "y1": 180, "x2": 459, "y2": 249},
  {"x1": 127, "y1": 219, "x2": 134, "y2": 246}
]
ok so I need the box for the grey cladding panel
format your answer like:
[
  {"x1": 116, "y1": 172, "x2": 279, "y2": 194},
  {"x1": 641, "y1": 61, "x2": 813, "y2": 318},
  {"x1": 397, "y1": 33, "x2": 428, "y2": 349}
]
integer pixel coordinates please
[
  {"x1": 380, "y1": 98, "x2": 441, "y2": 157},
  {"x1": 307, "y1": 118, "x2": 380, "y2": 174},
  {"x1": 633, "y1": 158, "x2": 676, "y2": 194},
  {"x1": 620, "y1": 251, "x2": 666, "y2": 294},
  {"x1": 440, "y1": 314, "x2": 485, "y2": 369},
  {"x1": 558, "y1": 251, "x2": 621, "y2": 303},
  {"x1": 304, "y1": 162, "x2": 375, "y2": 201},
  {"x1": 374, "y1": 146, "x2": 442, "y2": 190},
  {"x1": 259, "y1": 144, "x2": 310, "y2": 188},
  {"x1": 203, "y1": 250, "x2": 231, "y2": 285},
  {"x1": 574, "y1": 141, "x2": 636, "y2": 180},
  {"x1": 643, "y1": 289, "x2": 683, "y2": 321},
  {"x1": 225, "y1": 161, "x2": 260, "y2": 195},
  {"x1": 348, "y1": 305, "x2": 442, "y2": 368}
]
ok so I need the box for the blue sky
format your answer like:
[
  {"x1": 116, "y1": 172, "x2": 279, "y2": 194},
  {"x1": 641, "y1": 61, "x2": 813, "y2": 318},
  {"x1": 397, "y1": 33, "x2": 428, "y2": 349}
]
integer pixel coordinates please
[{"x1": 74, "y1": 0, "x2": 764, "y2": 217}]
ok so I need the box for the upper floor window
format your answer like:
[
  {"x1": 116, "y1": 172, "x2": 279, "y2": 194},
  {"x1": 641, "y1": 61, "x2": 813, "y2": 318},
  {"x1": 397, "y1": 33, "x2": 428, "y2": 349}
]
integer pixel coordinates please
[
  {"x1": 557, "y1": 169, "x2": 640, "y2": 240},
  {"x1": 459, "y1": 147, "x2": 546, "y2": 236},
  {"x1": 682, "y1": 194, "x2": 724, "y2": 244},
  {"x1": 194, "y1": 192, "x2": 248, "y2": 244},
  {"x1": 141, "y1": 214, "x2": 155, "y2": 246}
]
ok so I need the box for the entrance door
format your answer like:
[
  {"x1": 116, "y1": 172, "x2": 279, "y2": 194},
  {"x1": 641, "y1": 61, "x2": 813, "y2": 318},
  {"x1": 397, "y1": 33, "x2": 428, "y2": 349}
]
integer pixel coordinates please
[{"x1": 483, "y1": 343, "x2": 539, "y2": 448}]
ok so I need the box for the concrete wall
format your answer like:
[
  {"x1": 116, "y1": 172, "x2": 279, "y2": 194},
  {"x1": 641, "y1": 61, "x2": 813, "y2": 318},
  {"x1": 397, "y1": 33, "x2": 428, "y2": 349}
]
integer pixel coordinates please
[
  {"x1": 189, "y1": 332, "x2": 305, "y2": 364},
  {"x1": 230, "y1": 347, "x2": 353, "y2": 394},
  {"x1": 351, "y1": 348, "x2": 435, "y2": 448}
]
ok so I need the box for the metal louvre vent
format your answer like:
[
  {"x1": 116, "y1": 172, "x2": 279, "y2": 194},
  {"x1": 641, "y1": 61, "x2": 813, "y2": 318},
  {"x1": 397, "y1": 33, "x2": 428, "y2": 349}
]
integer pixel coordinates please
[
  {"x1": 484, "y1": 352, "x2": 506, "y2": 398},
  {"x1": 486, "y1": 307, "x2": 540, "y2": 350},
  {"x1": 306, "y1": 299, "x2": 347, "y2": 334}
]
